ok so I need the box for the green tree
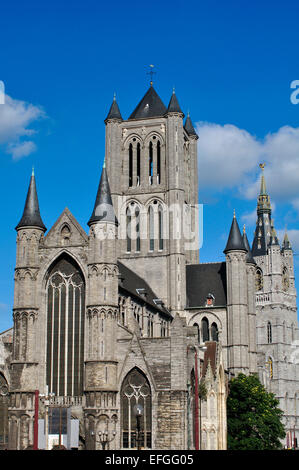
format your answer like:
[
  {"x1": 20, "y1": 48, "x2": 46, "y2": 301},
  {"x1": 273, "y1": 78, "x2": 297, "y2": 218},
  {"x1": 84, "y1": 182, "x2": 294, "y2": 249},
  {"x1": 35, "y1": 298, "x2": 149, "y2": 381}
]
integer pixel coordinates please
[{"x1": 227, "y1": 373, "x2": 285, "y2": 450}]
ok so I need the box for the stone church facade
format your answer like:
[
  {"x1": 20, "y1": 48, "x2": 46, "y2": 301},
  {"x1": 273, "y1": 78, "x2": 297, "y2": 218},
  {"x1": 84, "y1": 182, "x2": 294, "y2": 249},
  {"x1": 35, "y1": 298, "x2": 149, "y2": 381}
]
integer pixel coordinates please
[{"x1": 0, "y1": 84, "x2": 298, "y2": 449}]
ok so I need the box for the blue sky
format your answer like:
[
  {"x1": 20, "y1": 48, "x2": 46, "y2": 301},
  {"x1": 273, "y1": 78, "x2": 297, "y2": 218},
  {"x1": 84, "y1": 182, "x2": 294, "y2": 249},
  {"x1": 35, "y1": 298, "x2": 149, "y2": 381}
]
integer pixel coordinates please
[{"x1": 0, "y1": 0, "x2": 299, "y2": 331}]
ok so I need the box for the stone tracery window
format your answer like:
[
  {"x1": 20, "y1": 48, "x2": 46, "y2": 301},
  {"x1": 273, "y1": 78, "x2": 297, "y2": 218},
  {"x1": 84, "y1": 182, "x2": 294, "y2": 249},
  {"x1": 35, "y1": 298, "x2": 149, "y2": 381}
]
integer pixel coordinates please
[
  {"x1": 121, "y1": 368, "x2": 152, "y2": 449},
  {"x1": 46, "y1": 255, "x2": 85, "y2": 397}
]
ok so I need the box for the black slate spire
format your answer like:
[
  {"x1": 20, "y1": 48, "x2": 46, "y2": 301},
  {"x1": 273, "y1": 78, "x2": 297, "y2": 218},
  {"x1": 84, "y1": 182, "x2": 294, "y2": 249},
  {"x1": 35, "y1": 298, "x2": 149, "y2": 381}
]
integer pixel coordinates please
[
  {"x1": 251, "y1": 165, "x2": 277, "y2": 256},
  {"x1": 88, "y1": 161, "x2": 118, "y2": 226},
  {"x1": 242, "y1": 225, "x2": 256, "y2": 264},
  {"x1": 184, "y1": 113, "x2": 198, "y2": 138},
  {"x1": 15, "y1": 169, "x2": 46, "y2": 231},
  {"x1": 166, "y1": 89, "x2": 184, "y2": 115},
  {"x1": 128, "y1": 86, "x2": 167, "y2": 120},
  {"x1": 105, "y1": 94, "x2": 122, "y2": 122},
  {"x1": 224, "y1": 212, "x2": 247, "y2": 254}
]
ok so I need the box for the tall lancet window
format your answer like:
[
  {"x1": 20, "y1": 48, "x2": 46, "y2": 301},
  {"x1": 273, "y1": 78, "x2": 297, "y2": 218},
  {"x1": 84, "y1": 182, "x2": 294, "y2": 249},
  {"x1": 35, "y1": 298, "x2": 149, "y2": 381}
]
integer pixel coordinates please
[
  {"x1": 135, "y1": 206, "x2": 141, "y2": 252},
  {"x1": 121, "y1": 368, "x2": 152, "y2": 449},
  {"x1": 129, "y1": 143, "x2": 133, "y2": 187},
  {"x1": 46, "y1": 255, "x2": 85, "y2": 397},
  {"x1": 201, "y1": 317, "x2": 209, "y2": 342},
  {"x1": 148, "y1": 205, "x2": 154, "y2": 251},
  {"x1": 149, "y1": 141, "x2": 153, "y2": 185},
  {"x1": 158, "y1": 204, "x2": 163, "y2": 250},
  {"x1": 137, "y1": 143, "x2": 141, "y2": 186},
  {"x1": 126, "y1": 206, "x2": 132, "y2": 252},
  {"x1": 267, "y1": 321, "x2": 272, "y2": 344}
]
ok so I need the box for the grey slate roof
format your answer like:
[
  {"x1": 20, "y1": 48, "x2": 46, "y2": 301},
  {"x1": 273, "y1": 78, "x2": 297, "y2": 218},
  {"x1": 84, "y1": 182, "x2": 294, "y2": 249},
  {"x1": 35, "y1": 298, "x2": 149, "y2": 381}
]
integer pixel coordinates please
[
  {"x1": 224, "y1": 215, "x2": 247, "y2": 253},
  {"x1": 186, "y1": 262, "x2": 227, "y2": 308},
  {"x1": 15, "y1": 172, "x2": 46, "y2": 231},
  {"x1": 88, "y1": 165, "x2": 118, "y2": 226},
  {"x1": 118, "y1": 261, "x2": 171, "y2": 318},
  {"x1": 128, "y1": 86, "x2": 167, "y2": 120},
  {"x1": 184, "y1": 114, "x2": 198, "y2": 138},
  {"x1": 166, "y1": 90, "x2": 184, "y2": 115},
  {"x1": 105, "y1": 96, "x2": 122, "y2": 122}
]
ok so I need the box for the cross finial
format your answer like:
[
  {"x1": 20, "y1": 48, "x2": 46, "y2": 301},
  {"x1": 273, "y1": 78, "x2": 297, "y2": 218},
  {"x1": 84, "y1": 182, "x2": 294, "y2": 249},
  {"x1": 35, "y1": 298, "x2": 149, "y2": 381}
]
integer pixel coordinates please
[{"x1": 147, "y1": 64, "x2": 156, "y2": 86}]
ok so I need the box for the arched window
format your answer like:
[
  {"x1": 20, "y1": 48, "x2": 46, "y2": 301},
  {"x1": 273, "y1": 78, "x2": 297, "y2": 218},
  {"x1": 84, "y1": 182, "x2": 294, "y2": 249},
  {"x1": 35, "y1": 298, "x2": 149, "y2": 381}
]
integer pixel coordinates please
[
  {"x1": 126, "y1": 203, "x2": 141, "y2": 253},
  {"x1": 61, "y1": 224, "x2": 70, "y2": 246},
  {"x1": 158, "y1": 204, "x2": 163, "y2": 250},
  {"x1": 121, "y1": 368, "x2": 152, "y2": 449},
  {"x1": 201, "y1": 317, "x2": 209, "y2": 342},
  {"x1": 0, "y1": 374, "x2": 9, "y2": 449},
  {"x1": 46, "y1": 255, "x2": 85, "y2": 396},
  {"x1": 148, "y1": 206, "x2": 154, "y2": 251},
  {"x1": 211, "y1": 323, "x2": 219, "y2": 342},
  {"x1": 267, "y1": 321, "x2": 272, "y2": 344},
  {"x1": 255, "y1": 268, "x2": 263, "y2": 291}
]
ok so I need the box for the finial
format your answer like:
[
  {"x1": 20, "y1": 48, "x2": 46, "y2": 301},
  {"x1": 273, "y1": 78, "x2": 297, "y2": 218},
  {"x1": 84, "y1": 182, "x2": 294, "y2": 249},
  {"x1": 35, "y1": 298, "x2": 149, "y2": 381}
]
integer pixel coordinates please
[
  {"x1": 173, "y1": 86, "x2": 175, "y2": 94},
  {"x1": 103, "y1": 158, "x2": 106, "y2": 169},
  {"x1": 243, "y1": 224, "x2": 246, "y2": 234},
  {"x1": 259, "y1": 162, "x2": 266, "y2": 170},
  {"x1": 147, "y1": 64, "x2": 156, "y2": 86},
  {"x1": 113, "y1": 92, "x2": 116, "y2": 101},
  {"x1": 187, "y1": 110, "x2": 190, "y2": 118},
  {"x1": 233, "y1": 209, "x2": 236, "y2": 218},
  {"x1": 32, "y1": 166, "x2": 35, "y2": 176}
]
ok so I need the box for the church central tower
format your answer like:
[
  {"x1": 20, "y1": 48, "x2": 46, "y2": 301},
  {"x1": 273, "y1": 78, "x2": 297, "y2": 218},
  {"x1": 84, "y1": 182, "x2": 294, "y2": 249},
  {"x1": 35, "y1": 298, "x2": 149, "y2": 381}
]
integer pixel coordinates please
[{"x1": 104, "y1": 84, "x2": 199, "y2": 315}]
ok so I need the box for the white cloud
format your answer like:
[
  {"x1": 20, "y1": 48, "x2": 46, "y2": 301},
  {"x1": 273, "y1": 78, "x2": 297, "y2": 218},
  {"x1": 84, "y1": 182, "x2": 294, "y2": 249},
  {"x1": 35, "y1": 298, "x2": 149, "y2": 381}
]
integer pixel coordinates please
[
  {"x1": 0, "y1": 94, "x2": 46, "y2": 159},
  {"x1": 241, "y1": 209, "x2": 257, "y2": 227},
  {"x1": 196, "y1": 122, "x2": 299, "y2": 212}
]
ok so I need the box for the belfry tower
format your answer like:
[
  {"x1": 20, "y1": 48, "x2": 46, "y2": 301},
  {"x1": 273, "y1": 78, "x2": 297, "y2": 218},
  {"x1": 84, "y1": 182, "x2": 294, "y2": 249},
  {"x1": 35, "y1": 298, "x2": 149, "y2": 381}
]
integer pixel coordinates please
[
  {"x1": 105, "y1": 83, "x2": 199, "y2": 315},
  {"x1": 252, "y1": 165, "x2": 299, "y2": 444}
]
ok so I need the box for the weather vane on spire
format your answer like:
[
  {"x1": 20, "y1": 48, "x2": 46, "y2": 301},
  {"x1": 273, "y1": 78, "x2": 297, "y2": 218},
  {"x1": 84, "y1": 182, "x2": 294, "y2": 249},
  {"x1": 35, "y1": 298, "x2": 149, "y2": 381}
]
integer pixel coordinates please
[
  {"x1": 259, "y1": 162, "x2": 266, "y2": 170},
  {"x1": 147, "y1": 65, "x2": 156, "y2": 86}
]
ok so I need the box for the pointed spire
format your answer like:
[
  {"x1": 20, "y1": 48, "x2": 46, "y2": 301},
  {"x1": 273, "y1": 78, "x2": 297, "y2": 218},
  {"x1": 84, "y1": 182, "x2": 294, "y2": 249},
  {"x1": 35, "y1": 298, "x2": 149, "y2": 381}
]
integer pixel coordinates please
[
  {"x1": 166, "y1": 88, "x2": 184, "y2": 115},
  {"x1": 257, "y1": 163, "x2": 271, "y2": 213},
  {"x1": 15, "y1": 171, "x2": 46, "y2": 231},
  {"x1": 128, "y1": 86, "x2": 167, "y2": 120},
  {"x1": 252, "y1": 164, "x2": 274, "y2": 256},
  {"x1": 282, "y1": 231, "x2": 292, "y2": 250},
  {"x1": 88, "y1": 162, "x2": 118, "y2": 226},
  {"x1": 242, "y1": 225, "x2": 256, "y2": 264},
  {"x1": 224, "y1": 212, "x2": 247, "y2": 254},
  {"x1": 269, "y1": 222, "x2": 279, "y2": 246},
  {"x1": 105, "y1": 93, "x2": 122, "y2": 122},
  {"x1": 184, "y1": 112, "x2": 198, "y2": 139}
]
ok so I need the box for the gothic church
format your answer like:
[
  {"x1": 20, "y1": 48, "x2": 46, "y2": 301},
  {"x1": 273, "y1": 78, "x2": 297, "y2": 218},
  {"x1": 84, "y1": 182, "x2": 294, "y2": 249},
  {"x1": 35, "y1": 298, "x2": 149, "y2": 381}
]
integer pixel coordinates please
[{"x1": 0, "y1": 83, "x2": 298, "y2": 450}]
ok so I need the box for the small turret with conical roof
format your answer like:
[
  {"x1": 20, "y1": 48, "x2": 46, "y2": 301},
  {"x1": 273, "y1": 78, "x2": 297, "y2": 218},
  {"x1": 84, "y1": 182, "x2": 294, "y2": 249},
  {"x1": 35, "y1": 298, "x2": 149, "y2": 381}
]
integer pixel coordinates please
[
  {"x1": 224, "y1": 211, "x2": 247, "y2": 254},
  {"x1": 88, "y1": 160, "x2": 118, "y2": 227},
  {"x1": 184, "y1": 112, "x2": 198, "y2": 139},
  {"x1": 16, "y1": 168, "x2": 46, "y2": 231},
  {"x1": 105, "y1": 94, "x2": 123, "y2": 123},
  {"x1": 166, "y1": 88, "x2": 184, "y2": 116},
  {"x1": 224, "y1": 211, "x2": 250, "y2": 375}
]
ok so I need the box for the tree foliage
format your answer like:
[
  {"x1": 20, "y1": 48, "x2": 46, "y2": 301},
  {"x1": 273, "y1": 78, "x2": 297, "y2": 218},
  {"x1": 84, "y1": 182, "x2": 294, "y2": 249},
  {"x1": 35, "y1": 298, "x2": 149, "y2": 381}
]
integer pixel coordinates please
[{"x1": 227, "y1": 373, "x2": 285, "y2": 450}]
